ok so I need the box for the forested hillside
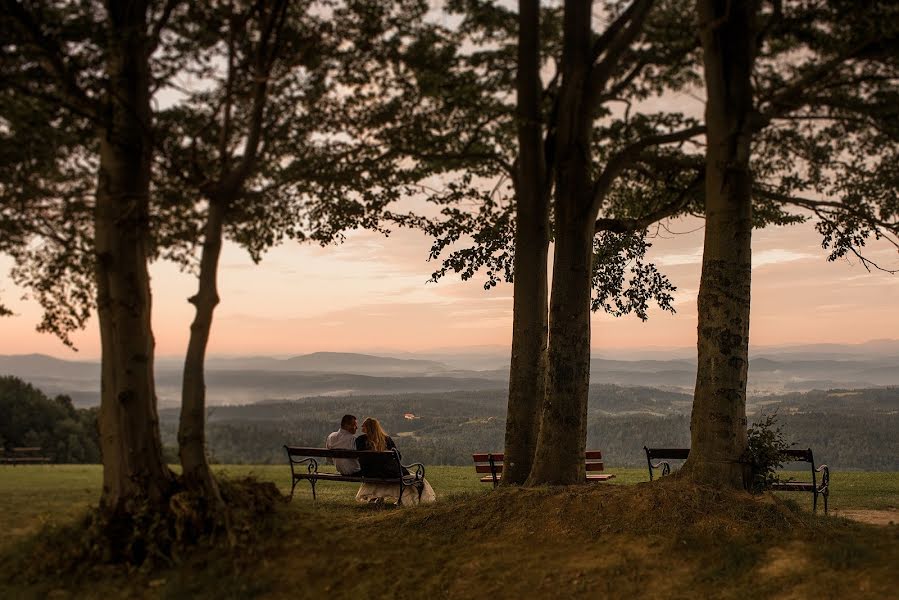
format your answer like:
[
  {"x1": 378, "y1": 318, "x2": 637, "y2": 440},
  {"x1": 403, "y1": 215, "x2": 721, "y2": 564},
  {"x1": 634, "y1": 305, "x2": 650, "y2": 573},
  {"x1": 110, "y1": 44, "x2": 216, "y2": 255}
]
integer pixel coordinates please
[
  {"x1": 0, "y1": 376, "x2": 99, "y2": 463},
  {"x1": 155, "y1": 387, "x2": 899, "y2": 470},
  {"x1": 3, "y1": 376, "x2": 895, "y2": 469}
]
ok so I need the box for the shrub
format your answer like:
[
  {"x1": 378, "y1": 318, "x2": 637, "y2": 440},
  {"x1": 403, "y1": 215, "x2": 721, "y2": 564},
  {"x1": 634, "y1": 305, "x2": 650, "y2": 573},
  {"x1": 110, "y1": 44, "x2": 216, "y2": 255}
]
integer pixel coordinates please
[{"x1": 744, "y1": 413, "x2": 792, "y2": 493}]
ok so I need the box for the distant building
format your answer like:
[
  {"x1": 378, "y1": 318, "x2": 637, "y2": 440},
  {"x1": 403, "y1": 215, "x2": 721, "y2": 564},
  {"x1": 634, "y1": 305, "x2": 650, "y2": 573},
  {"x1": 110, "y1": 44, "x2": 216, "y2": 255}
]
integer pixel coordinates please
[{"x1": 404, "y1": 412, "x2": 418, "y2": 420}]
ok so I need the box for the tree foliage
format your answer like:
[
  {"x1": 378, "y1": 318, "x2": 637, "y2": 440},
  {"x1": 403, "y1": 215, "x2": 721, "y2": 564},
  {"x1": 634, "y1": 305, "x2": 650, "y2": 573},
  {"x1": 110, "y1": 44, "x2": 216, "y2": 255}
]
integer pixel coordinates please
[{"x1": 0, "y1": 376, "x2": 100, "y2": 463}]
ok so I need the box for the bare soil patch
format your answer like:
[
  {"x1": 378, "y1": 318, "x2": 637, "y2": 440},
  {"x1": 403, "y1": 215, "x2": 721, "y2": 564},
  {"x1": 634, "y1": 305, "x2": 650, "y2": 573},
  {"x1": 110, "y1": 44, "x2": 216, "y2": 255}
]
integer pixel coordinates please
[{"x1": 836, "y1": 509, "x2": 899, "y2": 526}]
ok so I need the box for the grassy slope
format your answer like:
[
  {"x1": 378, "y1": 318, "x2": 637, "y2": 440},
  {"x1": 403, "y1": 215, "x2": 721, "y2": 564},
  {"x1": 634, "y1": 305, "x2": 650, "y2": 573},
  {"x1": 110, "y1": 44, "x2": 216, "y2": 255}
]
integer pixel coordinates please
[{"x1": 1, "y1": 465, "x2": 898, "y2": 599}]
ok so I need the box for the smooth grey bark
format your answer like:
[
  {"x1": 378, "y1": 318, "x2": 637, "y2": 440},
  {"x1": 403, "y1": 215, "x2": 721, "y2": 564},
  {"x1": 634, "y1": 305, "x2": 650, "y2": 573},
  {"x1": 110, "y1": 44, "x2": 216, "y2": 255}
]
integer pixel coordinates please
[
  {"x1": 681, "y1": 0, "x2": 758, "y2": 489},
  {"x1": 502, "y1": 0, "x2": 550, "y2": 485},
  {"x1": 527, "y1": 0, "x2": 596, "y2": 486},
  {"x1": 95, "y1": 0, "x2": 174, "y2": 514}
]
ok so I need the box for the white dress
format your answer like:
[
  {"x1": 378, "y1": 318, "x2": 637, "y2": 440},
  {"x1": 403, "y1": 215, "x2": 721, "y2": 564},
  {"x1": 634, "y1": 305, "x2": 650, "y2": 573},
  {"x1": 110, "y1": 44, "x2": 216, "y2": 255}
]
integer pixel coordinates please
[{"x1": 355, "y1": 477, "x2": 437, "y2": 505}]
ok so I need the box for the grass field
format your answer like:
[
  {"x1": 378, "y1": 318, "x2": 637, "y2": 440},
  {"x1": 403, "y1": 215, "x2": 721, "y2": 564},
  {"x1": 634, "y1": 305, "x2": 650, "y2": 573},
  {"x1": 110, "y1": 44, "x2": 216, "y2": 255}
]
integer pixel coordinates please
[{"x1": 1, "y1": 465, "x2": 898, "y2": 599}]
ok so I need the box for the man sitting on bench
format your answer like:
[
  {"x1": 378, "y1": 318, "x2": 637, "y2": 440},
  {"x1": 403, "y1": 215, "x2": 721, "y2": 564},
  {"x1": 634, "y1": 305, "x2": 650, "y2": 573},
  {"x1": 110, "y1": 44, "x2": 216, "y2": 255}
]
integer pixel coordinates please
[{"x1": 325, "y1": 414, "x2": 361, "y2": 475}]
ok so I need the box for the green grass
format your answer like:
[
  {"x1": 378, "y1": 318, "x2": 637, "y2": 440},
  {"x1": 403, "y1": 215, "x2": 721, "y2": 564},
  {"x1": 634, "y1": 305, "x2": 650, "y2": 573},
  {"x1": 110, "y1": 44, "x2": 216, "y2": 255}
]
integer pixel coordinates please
[
  {"x1": 1, "y1": 465, "x2": 898, "y2": 599},
  {"x1": 2, "y1": 464, "x2": 896, "y2": 550}
]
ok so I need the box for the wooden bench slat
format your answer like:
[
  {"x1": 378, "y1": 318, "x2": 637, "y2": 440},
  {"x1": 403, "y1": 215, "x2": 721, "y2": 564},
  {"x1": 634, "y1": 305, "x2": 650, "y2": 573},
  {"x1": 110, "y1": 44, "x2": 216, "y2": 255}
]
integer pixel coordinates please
[
  {"x1": 475, "y1": 464, "x2": 501, "y2": 473},
  {"x1": 772, "y1": 482, "x2": 816, "y2": 492},
  {"x1": 479, "y1": 474, "x2": 615, "y2": 484},
  {"x1": 472, "y1": 453, "x2": 503, "y2": 462},
  {"x1": 473, "y1": 450, "x2": 612, "y2": 487},
  {"x1": 644, "y1": 448, "x2": 690, "y2": 460},
  {"x1": 293, "y1": 472, "x2": 404, "y2": 484},
  {"x1": 473, "y1": 451, "x2": 603, "y2": 462},
  {"x1": 2, "y1": 447, "x2": 50, "y2": 465},
  {"x1": 285, "y1": 446, "x2": 395, "y2": 460}
]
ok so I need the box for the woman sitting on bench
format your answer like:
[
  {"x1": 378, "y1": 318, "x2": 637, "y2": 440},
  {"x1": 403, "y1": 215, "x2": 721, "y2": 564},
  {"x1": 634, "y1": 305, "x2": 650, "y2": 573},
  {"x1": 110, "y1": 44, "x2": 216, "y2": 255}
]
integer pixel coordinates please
[{"x1": 355, "y1": 417, "x2": 436, "y2": 505}]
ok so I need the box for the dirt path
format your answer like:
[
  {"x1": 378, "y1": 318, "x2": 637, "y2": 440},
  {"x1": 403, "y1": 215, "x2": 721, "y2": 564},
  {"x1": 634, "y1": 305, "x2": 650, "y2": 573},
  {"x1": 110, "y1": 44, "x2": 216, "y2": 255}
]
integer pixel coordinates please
[{"x1": 835, "y1": 509, "x2": 899, "y2": 526}]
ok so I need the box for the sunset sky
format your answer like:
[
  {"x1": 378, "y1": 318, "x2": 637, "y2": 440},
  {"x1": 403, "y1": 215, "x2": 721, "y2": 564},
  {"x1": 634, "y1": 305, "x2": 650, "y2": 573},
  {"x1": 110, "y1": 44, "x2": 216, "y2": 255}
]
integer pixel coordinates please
[{"x1": 1, "y1": 213, "x2": 897, "y2": 360}]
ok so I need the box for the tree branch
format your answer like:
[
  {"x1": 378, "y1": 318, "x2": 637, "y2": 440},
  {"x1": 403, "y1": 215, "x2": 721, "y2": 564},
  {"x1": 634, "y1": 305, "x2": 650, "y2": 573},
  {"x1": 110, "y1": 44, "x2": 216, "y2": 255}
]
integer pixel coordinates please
[
  {"x1": 753, "y1": 39, "x2": 882, "y2": 130},
  {"x1": 3, "y1": 0, "x2": 99, "y2": 121},
  {"x1": 591, "y1": 0, "x2": 655, "y2": 98},
  {"x1": 590, "y1": 124, "x2": 705, "y2": 213},
  {"x1": 147, "y1": 0, "x2": 182, "y2": 56},
  {"x1": 594, "y1": 170, "x2": 703, "y2": 234},
  {"x1": 754, "y1": 188, "x2": 899, "y2": 239},
  {"x1": 590, "y1": 0, "x2": 653, "y2": 63}
]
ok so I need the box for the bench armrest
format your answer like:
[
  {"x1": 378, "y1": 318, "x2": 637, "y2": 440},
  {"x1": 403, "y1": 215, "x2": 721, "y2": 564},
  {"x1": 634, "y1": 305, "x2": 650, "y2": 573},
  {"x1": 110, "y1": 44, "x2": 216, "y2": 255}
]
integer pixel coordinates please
[
  {"x1": 650, "y1": 461, "x2": 671, "y2": 478},
  {"x1": 815, "y1": 464, "x2": 829, "y2": 493},
  {"x1": 403, "y1": 462, "x2": 425, "y2": 481},
  {"x1": 288, "y1": 456, "x2": 319, "y2": 478}
]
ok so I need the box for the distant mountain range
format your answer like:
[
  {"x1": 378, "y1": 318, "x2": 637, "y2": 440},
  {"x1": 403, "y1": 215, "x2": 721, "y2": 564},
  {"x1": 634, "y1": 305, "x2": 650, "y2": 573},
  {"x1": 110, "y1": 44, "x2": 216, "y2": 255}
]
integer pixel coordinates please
[
  {"x1": 2, "y1": 340, "x2": 898, "y2": 408},
  {"x1": 202, "y1": 352, "x2": 451, "y2": 376}
]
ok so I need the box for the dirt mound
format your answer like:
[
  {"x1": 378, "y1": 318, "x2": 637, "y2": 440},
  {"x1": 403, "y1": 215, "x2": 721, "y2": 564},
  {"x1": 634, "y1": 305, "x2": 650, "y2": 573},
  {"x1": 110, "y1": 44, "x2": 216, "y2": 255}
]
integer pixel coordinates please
[{"x1": 392, "y1": 478, "x2": 810, "y2": 541}]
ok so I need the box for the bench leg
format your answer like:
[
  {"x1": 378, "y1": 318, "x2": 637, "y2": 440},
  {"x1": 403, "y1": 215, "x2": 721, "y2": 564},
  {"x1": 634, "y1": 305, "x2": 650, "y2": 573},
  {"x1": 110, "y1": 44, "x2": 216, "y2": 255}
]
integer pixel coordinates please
[
  {"x1": 290, "y1": 477, "x2": 299, "y2": 501},
  {"x1": 813, "y1": 490, "x2": 818, "y2": 513},
  {"x1": 309, "y1": 478, "x2": 317, "y2": 501}
]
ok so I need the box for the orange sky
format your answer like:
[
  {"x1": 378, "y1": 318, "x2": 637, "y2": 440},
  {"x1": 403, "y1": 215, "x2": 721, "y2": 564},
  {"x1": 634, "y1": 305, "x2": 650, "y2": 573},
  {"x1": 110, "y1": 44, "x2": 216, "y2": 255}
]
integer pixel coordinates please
[{"x1": 1, "y1": 214, "x2": 897, "y2": 360}]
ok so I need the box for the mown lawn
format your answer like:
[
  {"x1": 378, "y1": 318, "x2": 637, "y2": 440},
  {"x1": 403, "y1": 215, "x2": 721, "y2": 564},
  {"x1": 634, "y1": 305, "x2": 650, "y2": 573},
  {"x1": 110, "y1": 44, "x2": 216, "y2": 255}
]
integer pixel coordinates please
[{"x1": 1, "y1": 465, "x2": 898, "y2": 599}]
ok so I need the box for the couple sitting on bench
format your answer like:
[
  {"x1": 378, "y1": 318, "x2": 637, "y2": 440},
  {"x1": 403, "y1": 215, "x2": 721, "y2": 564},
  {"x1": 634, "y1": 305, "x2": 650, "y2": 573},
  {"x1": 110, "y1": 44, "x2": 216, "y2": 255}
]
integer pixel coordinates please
[{"x1": 326, "y1": 414, "x2": 436, "y2": 505}]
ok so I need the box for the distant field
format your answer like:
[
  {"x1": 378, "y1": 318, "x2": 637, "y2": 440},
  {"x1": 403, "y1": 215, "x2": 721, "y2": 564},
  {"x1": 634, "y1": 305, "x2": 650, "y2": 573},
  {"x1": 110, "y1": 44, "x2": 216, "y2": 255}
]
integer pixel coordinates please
[{"x1": 1, "y1": 464, "x2": 897, "y2": 551}]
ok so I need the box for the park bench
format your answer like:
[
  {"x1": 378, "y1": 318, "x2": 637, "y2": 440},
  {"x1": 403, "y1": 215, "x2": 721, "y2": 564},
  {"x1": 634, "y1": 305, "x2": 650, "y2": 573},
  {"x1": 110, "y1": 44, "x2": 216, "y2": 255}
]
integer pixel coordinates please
[
  {"x1": 284, "y1": 446, "x2": 426, "y2": 505},
  {"x1": 0, "y1": 447, "x2": 50, "y2": 465},
  {"x1": 472, "y1": 450, "x2": 615, "y2": 487},
  {"x1": 643, "y1": 446, "x2": 830, "y2": 513}
]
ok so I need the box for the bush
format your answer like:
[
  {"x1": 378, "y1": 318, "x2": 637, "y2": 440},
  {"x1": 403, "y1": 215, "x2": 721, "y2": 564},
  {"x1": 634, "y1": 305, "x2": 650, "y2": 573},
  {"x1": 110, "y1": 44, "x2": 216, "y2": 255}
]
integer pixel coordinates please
[{"x1": 744, "y1": 414, "x2": 792, "y2": 493}]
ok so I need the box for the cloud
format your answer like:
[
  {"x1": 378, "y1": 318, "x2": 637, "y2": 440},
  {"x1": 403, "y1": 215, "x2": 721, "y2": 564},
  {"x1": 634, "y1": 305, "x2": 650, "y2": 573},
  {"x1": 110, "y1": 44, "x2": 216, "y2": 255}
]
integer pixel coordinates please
[
  {"x1": 753, "y1": 249, "x2": 816, "y2": 268},
  {"x1": 656, "y1": 249, "x2": 703, "y2": 266}
]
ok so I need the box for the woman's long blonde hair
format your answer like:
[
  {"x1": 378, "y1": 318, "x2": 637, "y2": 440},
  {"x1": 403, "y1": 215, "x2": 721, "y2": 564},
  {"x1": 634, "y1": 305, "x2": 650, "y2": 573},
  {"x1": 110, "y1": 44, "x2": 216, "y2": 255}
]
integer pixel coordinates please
[{"x1": 361, "y1": 417, "x2": 388, "y2": 452}]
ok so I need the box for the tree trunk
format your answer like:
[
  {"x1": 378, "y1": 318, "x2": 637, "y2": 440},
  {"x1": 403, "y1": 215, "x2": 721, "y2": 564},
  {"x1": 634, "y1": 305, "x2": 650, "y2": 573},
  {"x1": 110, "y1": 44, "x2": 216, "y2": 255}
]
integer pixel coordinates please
[
  {"x1": 681, "y1": 0, "x2": 758, "y2": 489},
  {"x1": 527, "y1": 219, "x2": 595, "y2": 485},
  {"x1": 95, "y1": 0, "x2": 174, "y2": 515},
  {"x1": 178, "y1": 197, "x2": 227, "y2": 505},
  {"x1": 526, "y1": 0, "x2": 595, "y2": 486},
  {"x1": 502, "y1": 0, "x2": 550, "y2": 485}
]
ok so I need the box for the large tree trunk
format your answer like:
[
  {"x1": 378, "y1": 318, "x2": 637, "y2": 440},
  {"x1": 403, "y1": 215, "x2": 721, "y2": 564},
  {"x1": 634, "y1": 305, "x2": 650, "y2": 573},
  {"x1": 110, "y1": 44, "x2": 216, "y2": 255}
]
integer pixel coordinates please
[
  {"x1": 527, "y1": 219, "x2": 595, "y2": 485},
  {"x1": 502, "y1": 0, "x2": 550, "y2": 485},
  {"x1": 178, "y1": 197, "x2": 227, "y2": 505},
  {"x1": 95, "y1": 0, "x2": 174, "y2": 515},
  {"x1": 526, "y1": 0, "x2": 595, "y2": 486},
  {"x1": 681, "y1": 0, "x2": 758, "y2": 489}
]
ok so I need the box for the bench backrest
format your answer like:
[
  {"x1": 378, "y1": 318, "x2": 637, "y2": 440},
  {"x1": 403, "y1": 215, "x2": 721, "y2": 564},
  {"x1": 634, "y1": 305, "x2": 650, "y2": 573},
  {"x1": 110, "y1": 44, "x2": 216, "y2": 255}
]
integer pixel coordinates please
[
  {"x1": 644, "y1": 447, "x2": 814, "y2": 463},
  {"x1": 644, "y1": 447, "x2": 690, "y2": 461},
  {"x1": 284, "y1": 446, "x2": 402, "y2": 477},
  {"x1": 782, "y1": 448, "x2": 814, "y2": 464},
  {"x1": 644, "y1": 446, "x2": 818, "y2": 480},
  {"x1": 472, "y1": 451, "x2": 605, "y2": 483}
]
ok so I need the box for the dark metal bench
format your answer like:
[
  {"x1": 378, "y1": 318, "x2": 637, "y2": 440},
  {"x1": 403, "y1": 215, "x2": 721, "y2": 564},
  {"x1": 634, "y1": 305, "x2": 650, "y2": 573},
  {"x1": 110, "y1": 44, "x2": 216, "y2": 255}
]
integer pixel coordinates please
[
  {"x1": 284, "y1": 446, "x2": 425, "y2": 505},
  {"x1": 0, "y1": 447, "x2": 50, "y2": 465},
  {"x1": 472, "y1": 450, "x2": 615, "y2": 488},
  {"x1": 643, "y1": 446, "x2": 831, "y2": 513}
]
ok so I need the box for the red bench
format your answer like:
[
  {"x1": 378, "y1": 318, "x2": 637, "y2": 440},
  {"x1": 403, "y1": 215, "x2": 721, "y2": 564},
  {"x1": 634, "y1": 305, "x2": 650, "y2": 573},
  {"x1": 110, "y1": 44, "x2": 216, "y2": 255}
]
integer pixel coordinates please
[{"x1": 472, "y1": 450, "x2": 615, "y2": 487}]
